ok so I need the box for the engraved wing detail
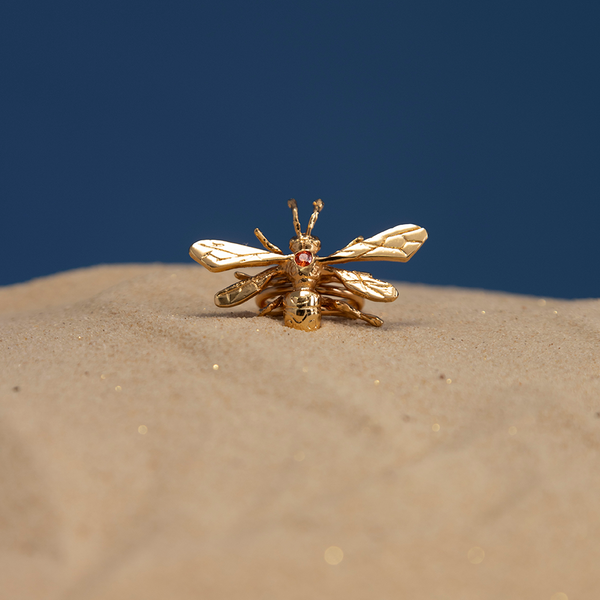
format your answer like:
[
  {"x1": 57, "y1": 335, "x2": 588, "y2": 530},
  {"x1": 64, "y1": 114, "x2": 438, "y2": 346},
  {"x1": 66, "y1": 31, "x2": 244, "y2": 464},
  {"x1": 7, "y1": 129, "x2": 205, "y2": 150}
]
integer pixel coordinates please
[
  {"x1": 320, "y1": 224, "x2": 428, "y2": 264},
  {"x1": 189, "y1": 240, "x2": 291, "y2": 272},
  {"x1": 331, "y1": 269, "x2": 399, "y2": 302},
  {"x1": 215, "y1": 267, "x2": 279, "y2": 306}
]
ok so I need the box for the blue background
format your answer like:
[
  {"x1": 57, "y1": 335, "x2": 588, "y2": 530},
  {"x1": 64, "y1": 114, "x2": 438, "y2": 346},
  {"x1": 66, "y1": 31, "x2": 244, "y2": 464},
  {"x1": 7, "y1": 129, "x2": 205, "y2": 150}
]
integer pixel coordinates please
[{"x1": 1, "y1": 1, "x2": 598, "y2": 298}]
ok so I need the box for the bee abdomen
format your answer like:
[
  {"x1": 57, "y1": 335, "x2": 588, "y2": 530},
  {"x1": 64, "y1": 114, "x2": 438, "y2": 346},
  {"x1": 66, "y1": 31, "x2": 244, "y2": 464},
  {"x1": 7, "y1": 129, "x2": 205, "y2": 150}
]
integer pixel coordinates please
[{"x1": 283, "y1": 291, "x2": 321, "y2": 332}]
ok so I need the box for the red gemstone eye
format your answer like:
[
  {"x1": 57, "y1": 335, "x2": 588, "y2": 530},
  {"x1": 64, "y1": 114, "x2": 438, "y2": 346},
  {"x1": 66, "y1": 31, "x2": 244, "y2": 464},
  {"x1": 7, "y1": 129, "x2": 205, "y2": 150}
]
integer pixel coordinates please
[{"x1": 295, "y1": 251, "x2": 313, "y2": 267}]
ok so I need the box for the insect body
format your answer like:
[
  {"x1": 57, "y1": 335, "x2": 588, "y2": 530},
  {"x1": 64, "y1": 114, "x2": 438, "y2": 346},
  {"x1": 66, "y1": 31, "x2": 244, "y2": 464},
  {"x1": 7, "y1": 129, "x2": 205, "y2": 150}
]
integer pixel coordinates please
[{"x1": 189, "y1": 199, "x2": 427, "y2": 331}]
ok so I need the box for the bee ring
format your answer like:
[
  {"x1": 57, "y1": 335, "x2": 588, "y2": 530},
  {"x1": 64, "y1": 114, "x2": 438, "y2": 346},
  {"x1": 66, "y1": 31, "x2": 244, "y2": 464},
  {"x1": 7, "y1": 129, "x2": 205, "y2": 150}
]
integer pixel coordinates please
[{"x1": 189, "y1": 199, "x2": 427, "y2": 331}]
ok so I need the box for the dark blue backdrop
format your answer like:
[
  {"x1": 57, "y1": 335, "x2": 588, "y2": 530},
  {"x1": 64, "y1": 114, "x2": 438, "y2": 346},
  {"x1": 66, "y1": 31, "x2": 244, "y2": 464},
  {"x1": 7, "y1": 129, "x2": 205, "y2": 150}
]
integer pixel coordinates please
[{"x1": 1, "y1": 2, "x2": 598, "y2": 298}]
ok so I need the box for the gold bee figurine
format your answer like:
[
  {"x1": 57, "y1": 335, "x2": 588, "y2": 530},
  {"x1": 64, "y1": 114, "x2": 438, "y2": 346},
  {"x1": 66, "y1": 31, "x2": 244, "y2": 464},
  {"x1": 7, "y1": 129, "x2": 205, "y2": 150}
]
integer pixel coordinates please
[{"x1": 189, "y1": 199, "x2": 427, "y2": 331}]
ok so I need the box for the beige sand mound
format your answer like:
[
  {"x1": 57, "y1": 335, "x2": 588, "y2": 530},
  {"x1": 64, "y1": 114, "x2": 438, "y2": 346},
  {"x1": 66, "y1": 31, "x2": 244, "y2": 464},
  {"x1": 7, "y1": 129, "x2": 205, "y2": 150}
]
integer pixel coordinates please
[{"x1": 1, "y1": 265, "x2": 599, "y2": 600}]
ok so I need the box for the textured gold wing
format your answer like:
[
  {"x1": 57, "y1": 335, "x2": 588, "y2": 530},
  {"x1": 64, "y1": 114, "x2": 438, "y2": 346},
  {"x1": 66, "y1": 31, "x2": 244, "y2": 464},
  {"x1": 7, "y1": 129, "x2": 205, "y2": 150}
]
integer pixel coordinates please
[
  {"x1": 320, "y1": 224, "x2": 428, "y2": 264},
  {"x1": 189, "y1": 240, "x2": 291, "y2": 272},
  {"x1": 214, "y1": 267, "x2": 279, "y2": 307},
  {"x1": 329, "y1": 268, "x2": 398, "y2": 302}
]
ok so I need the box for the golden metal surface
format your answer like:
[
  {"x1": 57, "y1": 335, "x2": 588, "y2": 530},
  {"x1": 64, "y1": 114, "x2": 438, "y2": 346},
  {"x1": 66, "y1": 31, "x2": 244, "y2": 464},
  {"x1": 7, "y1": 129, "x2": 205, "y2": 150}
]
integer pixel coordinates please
[
  {"x1": 189, "y1": 199, "x2": 427, "y2": 331},
  {"x1": 189, "y1": 240, "x2": 290, "y2": 272}
]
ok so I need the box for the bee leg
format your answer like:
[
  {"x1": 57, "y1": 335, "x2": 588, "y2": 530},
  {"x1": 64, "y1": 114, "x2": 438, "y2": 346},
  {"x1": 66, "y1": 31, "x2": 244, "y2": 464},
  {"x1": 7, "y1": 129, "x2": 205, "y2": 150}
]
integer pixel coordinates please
[
  {"x1": 322, "y1": 297, "x2": 383, "y2": 327},
  {"x1": 258, "y1": 295, "x2": 284, "y2": 317},
  {"x1": 338, "y1": 236, "x2": 364, "y2": 251},
  {"x1": 254, "y1": 228, "x2": 283, "y2": 254}
]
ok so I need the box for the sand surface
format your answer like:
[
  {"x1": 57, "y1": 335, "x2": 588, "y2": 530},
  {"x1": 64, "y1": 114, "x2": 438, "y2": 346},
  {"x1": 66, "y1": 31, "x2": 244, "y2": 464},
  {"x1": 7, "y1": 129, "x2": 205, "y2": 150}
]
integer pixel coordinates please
[{"x1": 1, "y1": 264, "x2": 599, "y2": 600}]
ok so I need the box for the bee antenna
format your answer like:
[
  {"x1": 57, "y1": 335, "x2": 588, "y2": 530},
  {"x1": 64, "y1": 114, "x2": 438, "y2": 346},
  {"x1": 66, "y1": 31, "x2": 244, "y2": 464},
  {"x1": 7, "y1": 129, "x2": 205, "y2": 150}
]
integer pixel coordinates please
[
  {"x1": 305, "y1": 199, "x2": 324, "y2": 235},
  {"x1": 288, "y1": 198, "x2": 302, "y2": 237}
]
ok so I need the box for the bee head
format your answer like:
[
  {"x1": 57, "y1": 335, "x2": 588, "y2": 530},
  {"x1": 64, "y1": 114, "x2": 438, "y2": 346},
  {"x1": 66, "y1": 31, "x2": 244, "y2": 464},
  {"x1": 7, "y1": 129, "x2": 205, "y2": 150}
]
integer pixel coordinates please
[
  {"x1": 289, "y1": 235, "x2": 321, "y2": 253},
  {"x1": 287, "y1": 198, "x2": 323, "y2": 254}
]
